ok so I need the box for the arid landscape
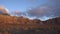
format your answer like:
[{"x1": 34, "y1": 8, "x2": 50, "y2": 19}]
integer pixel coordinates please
[
  {"x1": 0, "y1": 0, "x2": 60, "y2": 34},
  {"x1": 0, "y1": 14, "x2": 60, "y2": 34}
]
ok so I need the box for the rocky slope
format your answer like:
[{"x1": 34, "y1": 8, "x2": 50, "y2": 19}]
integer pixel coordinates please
[{"x1": 0, "y1": 14, "x2": 60, "y2": 34}]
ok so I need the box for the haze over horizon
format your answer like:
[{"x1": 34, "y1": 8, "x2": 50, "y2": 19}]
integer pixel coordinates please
[{"x1": 0, "y1": 0, "x2": 60, "y2": 21}]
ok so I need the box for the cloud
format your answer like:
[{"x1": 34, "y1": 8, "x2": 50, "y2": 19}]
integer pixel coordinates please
[
  {"x1": 49, "y1": 0, "x2": 60, "y2": 17},
  {"x1": 27, "y1": 7, "x2": 53, "y2": 17},
  {"x1": 12, "y1": 10, "x2": 26, "y2": 16},
  {"x1": 26, "y1": 0, "x2": 60, "y2": 20},
  {"x1": 0, "y1": 5, "x2": 10, "y2": 14},
  {"x1": 10, "y1": 0, "x2": 60, "y2": 20}
]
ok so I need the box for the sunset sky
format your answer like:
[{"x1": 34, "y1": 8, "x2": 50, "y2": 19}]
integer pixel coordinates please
[{"x1": 0, "y1": 0, "x2": 60, "y2": 21}]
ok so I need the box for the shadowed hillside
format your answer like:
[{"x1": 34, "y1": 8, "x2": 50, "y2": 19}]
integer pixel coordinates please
[{"x1": 0, "y1": 14, "x2": 60, "y2": 34}]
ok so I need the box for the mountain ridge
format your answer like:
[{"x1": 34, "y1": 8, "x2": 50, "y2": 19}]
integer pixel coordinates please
[{"x1": 0, "y1": 14, "x2": 60, "y2": 34}]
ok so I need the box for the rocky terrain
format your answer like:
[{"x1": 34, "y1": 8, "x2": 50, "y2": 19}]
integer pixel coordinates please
[{"x1": 0, "y1": 14, "x2": 60, "y2": 34}]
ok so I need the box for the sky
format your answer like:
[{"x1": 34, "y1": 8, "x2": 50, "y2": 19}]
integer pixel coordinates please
[
  {"x1": 0, "y1": 0, "x2": 47, "y2": 11},
  {"x1": 0, "y1": 0, "x2": 60, "y2": 21}
]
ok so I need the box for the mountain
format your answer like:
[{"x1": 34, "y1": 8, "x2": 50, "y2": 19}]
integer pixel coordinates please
[
  {"x1": 44, "y1": 17, "x2": 60, "y2": 25},
  {"x1": 0, "y1": 14, "x2": 60, "y2": 34}
]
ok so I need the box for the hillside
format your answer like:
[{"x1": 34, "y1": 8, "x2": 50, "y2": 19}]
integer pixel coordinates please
[{"x1": 0, "y1": 15, "x2": 60, "y2": 34}]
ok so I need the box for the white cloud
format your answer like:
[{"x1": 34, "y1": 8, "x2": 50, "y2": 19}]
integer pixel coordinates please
[{"x1": 0, "y1": 5, "x2": 10, "y2": 14}]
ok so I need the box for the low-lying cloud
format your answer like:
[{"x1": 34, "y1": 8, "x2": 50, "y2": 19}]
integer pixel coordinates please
[
  {"x1": 26, "y1": 0, "x2": 60, "y2": 20},
  {"x1": 9, "y1": 0, "x2": 60, "y2": 20},
  {"x1": 27, "y1": 7, "x2": 53, "y2": 17},
  {"x1": 12, "y1": 10, "x2": 26, "y2": 16},
  {"x1": 12, "y1": 0, "x2": 60, "y2": 20},
  {"x1": 0, "y1": 5, "x2": 10, "y2": 14}
]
